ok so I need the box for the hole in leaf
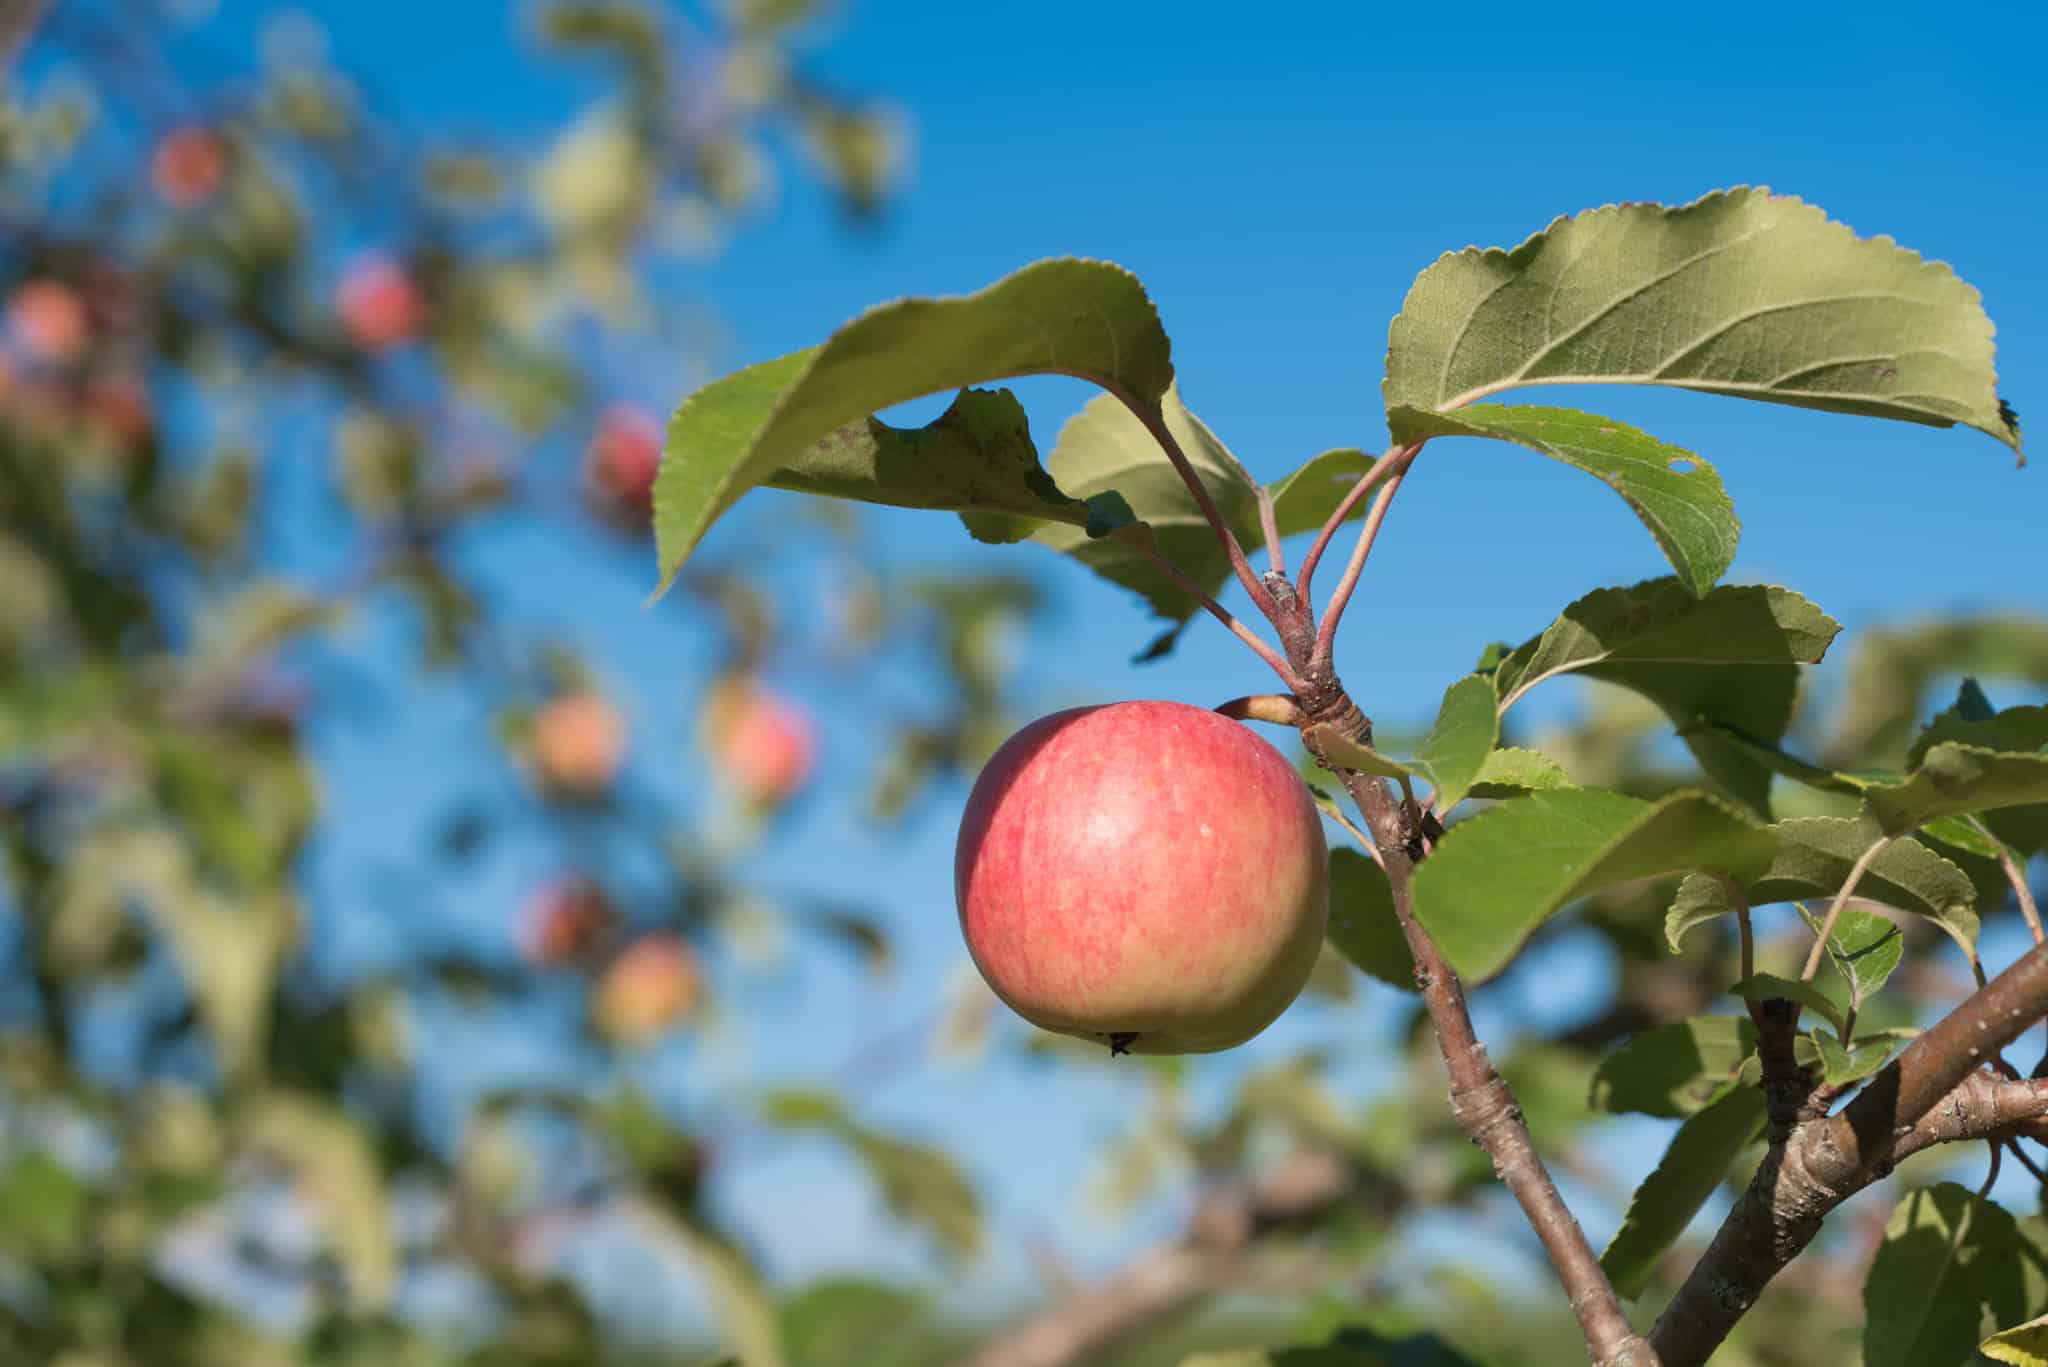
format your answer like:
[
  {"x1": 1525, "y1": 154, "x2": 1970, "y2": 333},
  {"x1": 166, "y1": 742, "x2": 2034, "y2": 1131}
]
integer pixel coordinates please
[{"x1": 1668, "y1": 458, "x2": 1697, "y2": 474}]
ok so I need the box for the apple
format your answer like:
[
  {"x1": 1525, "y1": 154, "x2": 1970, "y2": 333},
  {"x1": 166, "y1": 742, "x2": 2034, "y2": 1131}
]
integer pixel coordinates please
[
  {"x1": 515, "y1": 875, "x2": 611, "y2": 966},
  {"x1": 531, "y1": 690, "x2": 626, "y2": 796},
  {"x1": 150, "y1": 126, "x2": 227, "y2": 208},
  {"x1": 336, "y1": 253, "x2": 425, "y2": 352},
  {"x1": 954, "y1": 700, "x2": 1328, "y2": 1055},
  {"x1": 82, "y1": 374, "x2": 154, "y2": 450},
  {"x1": 592, "y1": 934, "x2": 701, "y2": 1044},
  {"x1": 7, "y1": 279, "x2": 89, "y2": 364},
  {"x1": 581, "y1": 403, "x2": 662, "y2": 527},
  {"x1": 710, "y1": 685, "x2": 817, "y2": 806}
]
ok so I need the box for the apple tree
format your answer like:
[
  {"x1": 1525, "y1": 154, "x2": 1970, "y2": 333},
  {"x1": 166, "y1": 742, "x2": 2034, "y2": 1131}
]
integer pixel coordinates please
[{"x1": 652, "y1": 188, "x2": 2048, "y2": 1367}]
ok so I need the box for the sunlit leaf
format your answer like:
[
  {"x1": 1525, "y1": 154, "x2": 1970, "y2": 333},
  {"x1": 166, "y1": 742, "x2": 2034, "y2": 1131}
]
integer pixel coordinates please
[
  {"x1": 1411, "y1": 786, "x2": 1776, "y2": 981},
  {"x1": 1390, "y1": 405, "x2": 1737, "y2": 596},
  {"x1": 245, "y1": 1093, "x2": 396, "y2": 1310},
  {"x1": 1385, "y1": 188, "x2": 2017, "y2": 453},
  {"x1": 1665, "y1": 816, "x2": 1979, "y2": 956},
  {"x1": 1493, "y1": 578, "x2": 1839, "y2": 813},
  {"x1": 654, "y1": 258, "x2": 1174, "y2": 591}
]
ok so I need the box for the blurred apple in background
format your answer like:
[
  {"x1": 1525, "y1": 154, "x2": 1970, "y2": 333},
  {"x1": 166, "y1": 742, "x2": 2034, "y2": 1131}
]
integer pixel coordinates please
[
  {"x1": 7, "y1": 280, "x2": 89, "y2": 365},
  {"x1": 581, "y1": 403, "x2": 663, "y2": 530},
  {"x1": 336, "y1": 252, "x2": 425, "y2": 352},
  {"x1": 531, "y1": 690, "x2": 627, "y2": 797},
  {"x1": 593, "y1": 934, "x2": 701, "y2": 1044},
  {"x1": 150, "y1": 125, "x2": 227, "y2": 208},
  {"x1": 515, "y1": 875, "x2": 613, "y2": 966},
  {"x1": 703, "y1": 679, "x2": 817, "y2": 807}
]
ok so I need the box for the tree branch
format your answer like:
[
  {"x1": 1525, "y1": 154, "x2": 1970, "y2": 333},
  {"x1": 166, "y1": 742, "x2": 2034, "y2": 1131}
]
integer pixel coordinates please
[
  {"x1": 958, "y1": 1149, "x2": 1357, "y2": 1367},
  {"x1": 1302, "y1": 722, "x2": 1656, "y2": 1367},
  {"x1": 1650, "y1": 941, "x2": 2048, "y2": 1366}
]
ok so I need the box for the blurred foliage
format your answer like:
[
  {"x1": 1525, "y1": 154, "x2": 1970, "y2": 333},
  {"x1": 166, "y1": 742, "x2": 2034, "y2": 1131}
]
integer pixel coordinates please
[{"x1": 1, "y1": 4, "x2": 2043, "y2": 1366}]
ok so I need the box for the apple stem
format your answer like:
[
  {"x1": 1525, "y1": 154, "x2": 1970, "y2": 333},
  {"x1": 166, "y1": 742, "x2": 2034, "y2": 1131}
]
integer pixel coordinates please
[
  {"x1": 1213, "y1": 694, "x2": 1304, "y2": 727},
  {"x1": 1127, "y1": 538, "x2": 1303, "y2": 690},
  {"x1": 1254, "y1": 484, "x2": 1286, "y2": 578},
  {"x1": 1293, "y1": 447, "x2": 1401, "y2": 608},
  {"x1": 1116, "y1": 391, "x2": 1280, "y2": 623},
  {"x1": 1309, "y1": 443, "x2": 1420, "y2": 672}
]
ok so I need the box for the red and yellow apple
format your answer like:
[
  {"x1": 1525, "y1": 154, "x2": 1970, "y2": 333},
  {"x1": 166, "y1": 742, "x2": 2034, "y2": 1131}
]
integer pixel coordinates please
[
  {"x1": 7, "y1": 280, "x2": 89, "y2": 365},
  {"x1": 531, "y1": 690, "x2": 626, "y2": 796},
  {"x1": 592, "y1": 933, "x2": 701, "y2": 1044},
  {"x1": 715, "y1": 687, "x2": 816, "y2": 806},
  {"x1": 515, "y1": 875, "x2": 612, "y2": 966},
  {"x1": 581, "y1": 403, "x2": 663, "y2": 527},
  {"x1": 955, "y1": 700, "x2": 1328, "y2": 1055},
  {"x1": 150, "y1": 126, "x2": 227, "y2": 208},
  {"x1": 336, "y1": 253, "x2": 425, "y2": 352}
]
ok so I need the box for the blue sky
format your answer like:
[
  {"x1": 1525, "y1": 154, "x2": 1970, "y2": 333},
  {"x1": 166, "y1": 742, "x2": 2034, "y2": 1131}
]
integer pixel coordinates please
[{"x1": 202, "y1": 0, "x2": 2048, "y2": 1333}]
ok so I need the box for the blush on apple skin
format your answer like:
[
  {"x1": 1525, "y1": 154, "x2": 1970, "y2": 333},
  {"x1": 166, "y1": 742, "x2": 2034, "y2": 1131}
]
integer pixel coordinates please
[{"x1": 955, "y1": 700, "x2": 1329, "y2": 1056}]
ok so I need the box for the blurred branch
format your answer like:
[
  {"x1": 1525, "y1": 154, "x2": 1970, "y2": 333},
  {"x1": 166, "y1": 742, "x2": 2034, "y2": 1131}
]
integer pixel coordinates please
[
  {"x1": 0, "y1": 0, "x2": 48, "y2": 81},
  {"x1": 957, "y1": 1148, "x2": 1357, "y2": 1367},
  {"x1": 1652, "y1": 943, "x2": 2048, "y2": 1366}
]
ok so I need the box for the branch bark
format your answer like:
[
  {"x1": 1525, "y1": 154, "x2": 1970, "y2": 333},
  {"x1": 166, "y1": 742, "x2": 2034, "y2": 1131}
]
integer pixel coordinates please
[
  {"x1": 956, "y1": 1149, "x2": 1357, "y2": 1367},
  {"x1": 1650, "y1": 942, "x2": 2048, "y2": 1366},
  {"x1": 1306, "y1": 726, "x2": 1657, "y2": 1367}
]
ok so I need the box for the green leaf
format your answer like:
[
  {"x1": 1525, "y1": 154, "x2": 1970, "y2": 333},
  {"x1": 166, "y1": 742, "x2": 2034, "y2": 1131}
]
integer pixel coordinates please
[
  {"x1": 1467, "y1": 746, "x2": 1574, "y2": 799},
  {"x1": 654, "y1": 257, "x2": 1174, "y2": 590},
  {"x1": 1681, "y1": 721, "x2": 1880, "y2": 797},
  {"x1": 0, "y1": 1151, "x2": 90, "y2": 1261},
  {"x1": 1588, "y1": 1015, "x2": 1757, "y2": 1119},
  {"x1": 1182, "y1": 1325, "x2": 1481, "y2": 1367},
  {"x1": 1797, "y1": 904, "x2": 1904, "y2": 1007},
  {"x1": 1324, "y1": 849, "x2": 1415, "y2": 993},
  {"x1": 1834, "y1": 618, "x2": 2048, "y2": 765},
  {"x1": 1310, "y1": 726, "x2": 1419, "y2": 783},
  {"x1": 1409, "y1": 675, "x2": 1500, "y2": 812},
  {"x1": 1389, "y1": 405, "x2": 1737, "y2": 596},
  {"x1": 1410, "y1": 787, "x2": 1777, "y2": 981},
  {"x1": 1728, "y1": 973, "x2": 1848, "y2": 1034},
  {"x1": 1862, "y1": 744, "x2": 2048, "y2": 842},
  {"x1": 1494, "y1": 578, "x2": 1840, "y2": 813},
  {"x1": 1666, "y1": 817, "x2": 1980, "y2": 956},
  {"x1": 1308, "y1": 677, "x2": 1499, "y2": 814},
  {"x1": 1811, "y1": 1030, "x2": 1910, "y2": 1087},
  {"x1": 245, "y1": 1093, "x2": 396, "y2": 1310},
  {"x1": 1384, "y1": 188, "x2": 2017, "y2": 454},
  {"x1": 1904, "y1": 702, "x2": 2048, "y2": 854},
  {"x1": 779, "y1": 1279, "x2": 929, "y2": 1367},
  {"x1": 1024, "y1": 384, "x2": 1260, "y2": 627},
  {"x1": 1601, "y1": 1083, "x2": 1767, "y2": 1299},
  {"x1": 765, "y1": 386, "x2": 1094, "y2": 542},
  {"x1": 653, "y1": 1208, "x2": 788, "y2": 1367},
  {"x1": 1267, "y1": 447, "x2": 1377, "y2": 535},
  {"x1": 759, "y1": 1089, "x2": 981, "y2": 1259},
  {"x1": 1986, "y1": 1317, "x2": 2048, "y2": 1365},
  {"x1": 1866, "y1": 1183, "x2": 2038, "y2": 1367}
]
